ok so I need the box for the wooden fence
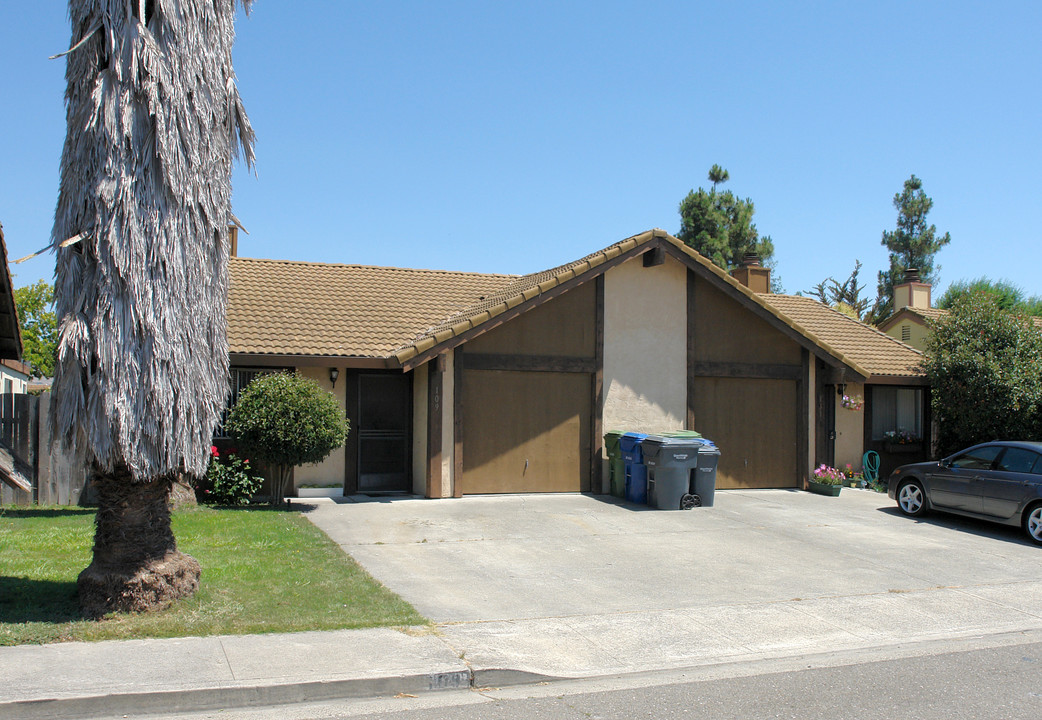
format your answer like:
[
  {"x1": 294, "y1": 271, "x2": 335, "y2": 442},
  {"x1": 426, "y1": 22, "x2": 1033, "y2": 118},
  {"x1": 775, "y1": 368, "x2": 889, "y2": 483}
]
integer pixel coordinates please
[{"x1": 0, "y1": 392, "x2": 88, "y2": 506}]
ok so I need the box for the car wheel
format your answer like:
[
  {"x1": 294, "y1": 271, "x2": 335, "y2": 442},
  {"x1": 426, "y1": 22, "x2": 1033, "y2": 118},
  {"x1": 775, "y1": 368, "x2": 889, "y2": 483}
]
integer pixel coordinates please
[
  {"x1": 1023, "y1": 504, "x2": 1042, "y2": 546},
  {"x1": 896, "y1": 479, "x2": 928, "y2": 517}
]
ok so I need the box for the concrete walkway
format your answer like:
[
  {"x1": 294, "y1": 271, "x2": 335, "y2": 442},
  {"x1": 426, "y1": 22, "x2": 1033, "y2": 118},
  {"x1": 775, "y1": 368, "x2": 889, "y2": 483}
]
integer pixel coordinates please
[{"x1": 3, "y1": 490, "x2": 1041, "y2": 719}]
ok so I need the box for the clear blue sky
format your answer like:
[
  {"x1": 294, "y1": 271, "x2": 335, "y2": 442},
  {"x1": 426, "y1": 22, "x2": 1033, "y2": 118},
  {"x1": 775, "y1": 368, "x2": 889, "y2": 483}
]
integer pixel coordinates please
[{"x1": 2, "y1": 2, "x2": 1040, "y2": 302}]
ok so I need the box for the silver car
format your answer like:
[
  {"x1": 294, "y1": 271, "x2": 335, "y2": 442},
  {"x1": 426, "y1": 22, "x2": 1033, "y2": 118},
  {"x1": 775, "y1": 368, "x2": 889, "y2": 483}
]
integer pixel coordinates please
[{"x1": 888, "y1": 441, "x2": 1042, "y2": 546}]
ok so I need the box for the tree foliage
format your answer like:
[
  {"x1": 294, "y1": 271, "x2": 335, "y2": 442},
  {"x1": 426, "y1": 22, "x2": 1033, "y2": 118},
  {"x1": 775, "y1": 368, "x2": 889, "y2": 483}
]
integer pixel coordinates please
[
  {"x1": 937, "y1": 277, "x2": 1042, "y2": 317},
  {"x1": 923, "y1": 293, "x2": 1042, "y2": 456},
  {"x1": 871, "y1": 175, "x2": 951, "y2": 322},
  {"x1": 13, "y1": 280, "x2": 57, "y2": 377},
  {"x1": 808, "y1": 260, "x2": 870, "y2": 321},
  {"x1": 677, "y1": 166, "x2": 778, "y2": 288},
  {"x1": 226, "y1": 373, "x2": 349, "y2": 506}
]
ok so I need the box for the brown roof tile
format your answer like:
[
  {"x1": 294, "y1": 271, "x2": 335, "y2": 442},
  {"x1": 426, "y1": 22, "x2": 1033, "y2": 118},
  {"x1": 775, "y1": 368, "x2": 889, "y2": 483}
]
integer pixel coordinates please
[
  {"x1": 762, "y1": 295, "x2": 925, "y2": 379},
  {"x1": 228, "y1": 257, "x2": 515, "y2": 358}
]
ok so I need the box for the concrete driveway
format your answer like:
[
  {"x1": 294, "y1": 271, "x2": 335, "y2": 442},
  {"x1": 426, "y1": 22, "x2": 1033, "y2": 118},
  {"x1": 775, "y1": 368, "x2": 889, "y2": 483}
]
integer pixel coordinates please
[{"x1": 305, "y1": 490, "x2": 1042, "y2": 677}]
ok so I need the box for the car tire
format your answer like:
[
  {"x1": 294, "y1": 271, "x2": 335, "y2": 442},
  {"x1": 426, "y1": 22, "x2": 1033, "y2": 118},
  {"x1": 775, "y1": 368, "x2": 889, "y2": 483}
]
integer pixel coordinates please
[
  {"x1": 896, "y1": 479, "x2": 928, "y2": 517},
  {"x1": 1023, "y1": 504, "x2": 1042, "y2": 546}
]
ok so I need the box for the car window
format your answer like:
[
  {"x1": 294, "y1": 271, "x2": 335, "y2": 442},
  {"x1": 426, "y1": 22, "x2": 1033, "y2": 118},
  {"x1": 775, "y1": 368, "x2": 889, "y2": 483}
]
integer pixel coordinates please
[
  {"x1": 950, "y1": 445, "x2": 1003, "y2": 470},
  {"x1": 996, "y1": 448, "x2": 1042, "y2": 475}
]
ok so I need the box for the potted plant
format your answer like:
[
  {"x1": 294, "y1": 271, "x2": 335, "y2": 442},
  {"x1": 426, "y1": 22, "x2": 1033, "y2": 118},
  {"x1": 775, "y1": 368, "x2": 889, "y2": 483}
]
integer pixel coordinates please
[
  {"x1": 843, "y1": 464, "x2": 866, "y2": 488},
  {"x1": 808, "y1": 465, "x2": 844, "y2": 496}
]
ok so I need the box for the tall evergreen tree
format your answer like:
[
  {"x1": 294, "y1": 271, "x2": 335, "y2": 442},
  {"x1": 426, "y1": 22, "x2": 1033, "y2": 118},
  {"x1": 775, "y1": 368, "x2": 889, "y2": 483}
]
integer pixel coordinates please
[
  {"x1": 51, "y1": 0, "x2": 254, "y2": 616},
  {"x1": 871, "y1": 175, "x2": 951, "y2": 322},
  {"x1": 677, "y1": 166, "x2": 777, "y2": 283}
]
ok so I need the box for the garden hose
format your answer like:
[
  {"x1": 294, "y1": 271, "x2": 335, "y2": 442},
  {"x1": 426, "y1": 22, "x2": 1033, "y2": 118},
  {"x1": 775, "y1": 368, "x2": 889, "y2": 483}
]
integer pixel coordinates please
[{"x1": 863, "y1": 451, "x2": 880, "y2": 484}]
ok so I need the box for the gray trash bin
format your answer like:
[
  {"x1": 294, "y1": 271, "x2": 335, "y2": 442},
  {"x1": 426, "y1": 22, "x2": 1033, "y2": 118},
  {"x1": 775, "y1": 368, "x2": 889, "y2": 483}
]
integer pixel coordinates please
[
  {"x1": 693, "y1": 442, "x2": 720, "y2": 507},
  {"x1": 641, "y1": 435, "x2": 702, "y2": 510}
]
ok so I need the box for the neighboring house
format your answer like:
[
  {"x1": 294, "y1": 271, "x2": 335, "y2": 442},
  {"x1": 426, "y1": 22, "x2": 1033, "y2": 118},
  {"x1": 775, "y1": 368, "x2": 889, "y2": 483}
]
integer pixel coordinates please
[
  {"x1": 0, "y1": 222, "x2": 31, "y2": 492},
  {"x1": 878, "y1": 271, "x2": 1042, "y2": 351},
  {"x1": 0, "y1": 359, "x2": 30, "y2": 395},
  {"x1": 226, "y1": 229, "x2": 927, "y2": 498}
]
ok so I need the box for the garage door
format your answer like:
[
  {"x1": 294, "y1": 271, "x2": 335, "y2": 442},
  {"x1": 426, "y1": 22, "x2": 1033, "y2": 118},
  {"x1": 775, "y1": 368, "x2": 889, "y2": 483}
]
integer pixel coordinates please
[
  {"x1": 691, "y1": 377, "x2": 798, "y2": 489},
  {"x1": 460, "y1": 369, "x2": 591, "y2": 494}
]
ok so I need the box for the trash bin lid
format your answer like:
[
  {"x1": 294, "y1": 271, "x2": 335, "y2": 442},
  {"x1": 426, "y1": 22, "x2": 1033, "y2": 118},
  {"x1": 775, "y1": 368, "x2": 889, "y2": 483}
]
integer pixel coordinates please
[
  {"x1": 604, "y1": 430, "x2": 625, "y2": 451},
  {"x1": 619, "y1": 432, "x2": 648, "y2": 452},
  {"x1": 657, "y1": 430, "x2": 703, "y2": 439}
]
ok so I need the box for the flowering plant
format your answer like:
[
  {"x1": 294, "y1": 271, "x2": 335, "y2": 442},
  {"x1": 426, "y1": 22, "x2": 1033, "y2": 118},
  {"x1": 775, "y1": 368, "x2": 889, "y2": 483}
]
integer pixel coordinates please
[
  {"x1": 812, "y1": 464, "x2": 845, "y2": 485},
  {"x1": 840, "y1": 394, "x2": 864, "y2": 411},
  {"x1": 194, "y1": 446, "x2": 264, "y2": 506},
  {"x1": 884, "y1": 429, "x2": 921, "y2": 445}
]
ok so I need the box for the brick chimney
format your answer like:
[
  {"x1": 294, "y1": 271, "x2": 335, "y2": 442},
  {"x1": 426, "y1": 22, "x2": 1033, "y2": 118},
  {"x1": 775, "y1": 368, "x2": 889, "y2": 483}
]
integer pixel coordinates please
[
  {"x1": 893, "y1": 268, "x2": 931, "y2": 310},
  {"x1": 730, "y1": 252, "x2": 771, "y2": 294}
]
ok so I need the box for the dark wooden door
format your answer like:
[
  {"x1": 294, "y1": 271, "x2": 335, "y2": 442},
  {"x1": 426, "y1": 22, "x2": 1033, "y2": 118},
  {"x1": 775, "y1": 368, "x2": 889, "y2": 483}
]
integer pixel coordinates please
[{"x1": 357, "y1": 374, "x2": 411, "y2": 492}]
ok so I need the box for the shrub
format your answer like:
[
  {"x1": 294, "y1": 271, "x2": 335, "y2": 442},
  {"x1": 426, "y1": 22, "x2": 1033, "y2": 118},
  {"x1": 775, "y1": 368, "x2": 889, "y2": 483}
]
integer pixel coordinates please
[
  {"x1": 923, "y1": 293, "x2": 1042, "y2": 456},
  {"x1": 226, "y1": 372, "x2": 349, "y2": 506}
]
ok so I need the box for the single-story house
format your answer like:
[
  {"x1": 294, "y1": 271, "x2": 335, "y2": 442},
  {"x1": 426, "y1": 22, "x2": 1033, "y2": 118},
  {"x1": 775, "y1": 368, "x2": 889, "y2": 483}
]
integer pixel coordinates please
[{"x1": 225, "y1": 229, "x2": 928, "y2": 497}]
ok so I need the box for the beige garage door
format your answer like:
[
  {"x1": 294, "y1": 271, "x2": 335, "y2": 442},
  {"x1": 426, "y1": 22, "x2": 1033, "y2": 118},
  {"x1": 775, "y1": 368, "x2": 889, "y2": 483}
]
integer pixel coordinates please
[
  {"x1": 461, "y1": 369, "x2": 591, "y2": 494},
  {"x1": 691, "y1": 377, "x2": 799, "y2": 489}
]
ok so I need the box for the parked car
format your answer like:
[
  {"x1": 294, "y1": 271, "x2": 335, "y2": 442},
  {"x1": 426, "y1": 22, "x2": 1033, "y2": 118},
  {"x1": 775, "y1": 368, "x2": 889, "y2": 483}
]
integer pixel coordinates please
[{"x1": 888, "y1": 441, "x2": 1042, "y2": 546}]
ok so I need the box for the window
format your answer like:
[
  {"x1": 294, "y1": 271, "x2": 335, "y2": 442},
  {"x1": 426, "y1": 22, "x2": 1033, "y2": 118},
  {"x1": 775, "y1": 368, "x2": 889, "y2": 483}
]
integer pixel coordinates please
[
  {"x1": 871, "y1": 387, "x2": 923, "y2": 441},
  {"x1": 950, "y1": 445, "x2": 1002, "y2": 470},
  {"x1": 996, "y1": 448, "x2": 1042, "y2": 475},
  {"x1": 214, "y1": 367, "x2": 282, "y2": 439}
]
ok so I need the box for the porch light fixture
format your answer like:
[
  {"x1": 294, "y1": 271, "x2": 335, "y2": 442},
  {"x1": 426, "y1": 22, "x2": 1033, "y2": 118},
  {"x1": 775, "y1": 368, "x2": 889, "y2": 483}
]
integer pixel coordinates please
[{"x1": 330, "y1": 367, "x2": 340, "y2": 388}]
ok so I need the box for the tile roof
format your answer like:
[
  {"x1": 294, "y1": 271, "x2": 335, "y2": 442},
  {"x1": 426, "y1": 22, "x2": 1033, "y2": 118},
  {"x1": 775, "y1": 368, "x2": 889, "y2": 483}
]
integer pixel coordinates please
[
  {"x1": 228, "y1": 257, "x2": 515, "y2": 358},
  {"x1": 227, "y1": 230, "x2": 923, "y2": 381},
  {"x1": 762, "y1": 295, "x2": 925, "y2": 379}
]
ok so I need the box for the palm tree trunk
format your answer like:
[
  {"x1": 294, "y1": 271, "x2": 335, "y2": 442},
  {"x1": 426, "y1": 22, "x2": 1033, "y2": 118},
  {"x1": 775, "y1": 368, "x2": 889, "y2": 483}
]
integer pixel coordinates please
[{"x1": 77, "y1": 463, "x2": 201, "y2": 618}]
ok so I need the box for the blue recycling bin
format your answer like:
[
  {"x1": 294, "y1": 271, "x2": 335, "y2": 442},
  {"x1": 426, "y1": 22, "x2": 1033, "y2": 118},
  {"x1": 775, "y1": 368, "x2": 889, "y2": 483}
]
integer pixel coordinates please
[{"x1": 619, "y1": 432, "x2": 649, "y2": 504}]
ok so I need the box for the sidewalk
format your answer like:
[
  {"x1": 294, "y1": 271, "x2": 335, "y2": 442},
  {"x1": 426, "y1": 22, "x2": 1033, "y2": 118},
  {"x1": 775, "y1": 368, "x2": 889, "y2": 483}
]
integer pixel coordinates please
[{"x1": 4, "y1": 582, "x2": 1042, "y2": 720}]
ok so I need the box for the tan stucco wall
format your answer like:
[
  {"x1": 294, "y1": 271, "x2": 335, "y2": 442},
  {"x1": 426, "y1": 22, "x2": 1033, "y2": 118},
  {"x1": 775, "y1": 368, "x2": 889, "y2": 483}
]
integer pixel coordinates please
[
  {"x1": 834, "y1": 381, "x2": 865, "y2": 471},
  {"x1": 602, "y1": 256, "x2": 687, "y2": 449},
  {"x1": 806, "y1": 361, "x2": 816, "y2": 481},
  {"x1": 293, "y1": 366, "x2": 347, "y2": 493},
  {"x1": 411, "y1": 363, "x2": 428, "y2": 496},
  {"x1": 883, "y1": 319, "x2": 930, "y2": 352}
]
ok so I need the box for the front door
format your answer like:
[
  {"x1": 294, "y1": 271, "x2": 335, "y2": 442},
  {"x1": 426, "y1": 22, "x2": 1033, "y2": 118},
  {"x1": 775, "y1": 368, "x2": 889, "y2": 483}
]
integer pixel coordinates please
[{"x1": 357, "y1": 374, "x2": 411, "y2": 492}]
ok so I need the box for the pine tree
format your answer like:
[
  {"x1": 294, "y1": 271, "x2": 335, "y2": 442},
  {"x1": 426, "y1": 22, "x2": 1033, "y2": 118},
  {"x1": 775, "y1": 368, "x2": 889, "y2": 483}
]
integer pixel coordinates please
[{"x1": 871, "y1": 175, "x2": 951, "y2": 322}]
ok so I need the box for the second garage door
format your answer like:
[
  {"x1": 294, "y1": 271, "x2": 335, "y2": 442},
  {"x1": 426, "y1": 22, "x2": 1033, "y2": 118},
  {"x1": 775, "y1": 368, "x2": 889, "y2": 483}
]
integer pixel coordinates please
[
  {"x1": 460, "y1": 369, "x2": 591, "y2": 494},
  {"x1": 690, "y1": 376, "x2": 799, "y2": 489}
]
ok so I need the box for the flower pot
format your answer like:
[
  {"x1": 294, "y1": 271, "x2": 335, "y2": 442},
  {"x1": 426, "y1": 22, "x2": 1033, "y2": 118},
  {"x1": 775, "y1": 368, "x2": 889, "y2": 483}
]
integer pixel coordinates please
[
  {"x1": 807, "y1": 480, "x2": 842, "y2": 496},
  {"x1": 884, "y1": 442, "x2": 922, "y2": 454}
]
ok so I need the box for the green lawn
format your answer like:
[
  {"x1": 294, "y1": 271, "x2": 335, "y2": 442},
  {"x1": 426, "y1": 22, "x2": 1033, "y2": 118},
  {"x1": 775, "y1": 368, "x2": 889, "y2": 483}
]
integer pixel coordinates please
[{"x1": 0, "y1": 505, "x2": 426, "y2": 645}]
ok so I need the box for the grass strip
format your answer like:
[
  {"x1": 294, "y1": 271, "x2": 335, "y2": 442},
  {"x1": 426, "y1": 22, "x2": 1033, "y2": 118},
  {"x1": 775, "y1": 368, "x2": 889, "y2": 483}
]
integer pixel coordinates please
[{"x1": 0, "y1": 505, "x2": 426, "y2": 645}]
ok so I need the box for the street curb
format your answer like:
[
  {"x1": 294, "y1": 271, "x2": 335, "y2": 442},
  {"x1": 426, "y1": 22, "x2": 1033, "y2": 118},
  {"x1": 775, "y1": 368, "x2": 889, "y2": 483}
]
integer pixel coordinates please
[{"x1": 0, "y1": 667, "x2": 558, "y2": 720}]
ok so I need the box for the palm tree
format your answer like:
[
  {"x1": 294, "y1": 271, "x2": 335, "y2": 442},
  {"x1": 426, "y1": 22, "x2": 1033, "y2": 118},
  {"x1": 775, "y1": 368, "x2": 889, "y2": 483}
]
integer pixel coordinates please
[{"x1": 51, "y1": 0, "x2": 255, "y2": 617}]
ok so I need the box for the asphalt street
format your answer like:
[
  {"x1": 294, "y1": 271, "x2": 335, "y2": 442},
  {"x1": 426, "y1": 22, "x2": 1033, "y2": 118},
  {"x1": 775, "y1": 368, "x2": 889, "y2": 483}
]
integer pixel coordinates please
[{"x1": 128, "y1": 633, "x2": 1042, "y2": 720}]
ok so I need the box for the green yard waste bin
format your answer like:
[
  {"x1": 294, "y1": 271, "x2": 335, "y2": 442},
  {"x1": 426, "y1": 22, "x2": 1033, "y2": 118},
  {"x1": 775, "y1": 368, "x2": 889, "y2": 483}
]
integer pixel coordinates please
[
  {"x1": 604, "y1": 431, "x2": 626, "y2": 498},
  {"x1": 658, "y1": 430, "x2": 703, "y2": 439}
]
